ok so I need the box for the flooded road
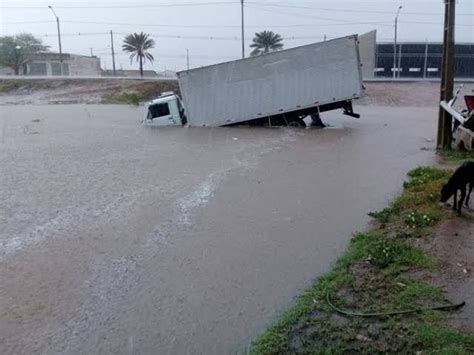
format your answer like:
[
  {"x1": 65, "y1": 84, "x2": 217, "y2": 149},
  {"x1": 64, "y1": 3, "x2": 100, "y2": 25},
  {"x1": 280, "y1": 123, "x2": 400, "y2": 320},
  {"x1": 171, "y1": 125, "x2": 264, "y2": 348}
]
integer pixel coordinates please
[{"x1": 1, "y1": 104, "x2": 436, "y2": 354}]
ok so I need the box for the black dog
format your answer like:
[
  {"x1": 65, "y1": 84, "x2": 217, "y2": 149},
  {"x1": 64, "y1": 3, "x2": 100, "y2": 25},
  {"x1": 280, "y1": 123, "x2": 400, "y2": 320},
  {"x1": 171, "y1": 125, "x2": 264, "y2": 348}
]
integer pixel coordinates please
[{"x1": 440, "y1": 161, "x2": 474, "y2": 215}]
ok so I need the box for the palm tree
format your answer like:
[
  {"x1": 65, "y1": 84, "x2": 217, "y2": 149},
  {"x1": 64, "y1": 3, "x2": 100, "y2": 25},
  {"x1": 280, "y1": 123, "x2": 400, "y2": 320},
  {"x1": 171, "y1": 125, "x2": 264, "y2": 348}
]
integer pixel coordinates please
[
  {"x1": 250, "y1": 31, "x2": 284, "y2": 56},
  {"x1": 122, "y1": 32, "x2": 155, "y2": 77}
]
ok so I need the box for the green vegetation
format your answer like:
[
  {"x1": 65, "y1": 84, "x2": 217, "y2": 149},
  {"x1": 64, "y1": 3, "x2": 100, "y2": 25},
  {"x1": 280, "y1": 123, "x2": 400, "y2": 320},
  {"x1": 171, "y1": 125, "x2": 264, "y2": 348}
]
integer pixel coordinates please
[
  {"x1": 438, "y1": 149, "x2": 474, "y2": 163},
  {"x1": 103, "y1": 91, "x2": 143, "y2": 105},
  {"x1": 251, "y1": 167, "x2": 474, "y2": 354},
  {"x1": 0, "y1": 33, "x2": 49, "y2": 75},
  {"x1": 0, "y1": 80, "x2": 23, "y2": 93},
  {"x1": 0, "y1": 79, "x2": 51, "y2": 93}
]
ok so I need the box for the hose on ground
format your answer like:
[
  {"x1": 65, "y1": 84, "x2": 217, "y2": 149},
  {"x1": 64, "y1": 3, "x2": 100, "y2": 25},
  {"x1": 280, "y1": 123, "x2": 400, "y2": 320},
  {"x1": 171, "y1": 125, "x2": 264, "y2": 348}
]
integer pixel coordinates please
[{"x1": 326, "y1": 292, "x2": 465, "y2": 317}]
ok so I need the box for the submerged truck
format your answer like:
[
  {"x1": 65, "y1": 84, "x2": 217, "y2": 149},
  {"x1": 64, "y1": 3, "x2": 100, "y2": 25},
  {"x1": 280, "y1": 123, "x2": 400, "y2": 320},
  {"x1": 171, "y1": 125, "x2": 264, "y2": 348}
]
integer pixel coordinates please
[{"x1": 144, "y1": 35, "x2": 364, "y2": 127}]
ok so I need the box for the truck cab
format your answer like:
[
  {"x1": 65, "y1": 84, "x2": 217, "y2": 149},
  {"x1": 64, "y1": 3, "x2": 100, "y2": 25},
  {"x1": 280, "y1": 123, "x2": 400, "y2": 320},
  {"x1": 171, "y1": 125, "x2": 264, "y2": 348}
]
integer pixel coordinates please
[{"x1": 143, "y1": 92, "x2": 187, "y2": 126}]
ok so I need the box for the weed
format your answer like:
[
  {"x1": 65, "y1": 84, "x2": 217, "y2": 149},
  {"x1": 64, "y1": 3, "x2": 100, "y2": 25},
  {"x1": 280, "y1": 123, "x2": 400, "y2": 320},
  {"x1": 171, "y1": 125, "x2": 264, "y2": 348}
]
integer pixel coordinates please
[
  {"x1": 412, "y1": 323, "x2": 474, "y2": 351},
  {"x1": 404, "y1": 210, "x2": 440, "y2": 228},
  {"x1": 367, "y1": 237, "x2": 399, "y2": 267},
  {"x1": 368, "y1": 207, "x2": 394, "y2": 224},
  {"x1": 0, "y1": 80, "x2": 24, "y2": 93},
  {"x1": 103, "y1": 91, "x2": 142, "y2": 105},
  {"x1": 404, "y1": 167, "x2": 451, "y2": 190},
  {"x1": 392, "y1": 280, "x2": 444, "y2": 309},
  {"x1": 438, "y1": 149, "x2": 474, "y2": 163}
]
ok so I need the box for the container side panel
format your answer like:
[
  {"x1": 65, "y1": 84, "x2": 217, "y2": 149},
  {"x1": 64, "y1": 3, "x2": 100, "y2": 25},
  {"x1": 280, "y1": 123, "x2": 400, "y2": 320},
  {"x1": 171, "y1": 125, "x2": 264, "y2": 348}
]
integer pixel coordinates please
[{"x1": 179, "y1": 36, "x2": 363, "y2": 126}]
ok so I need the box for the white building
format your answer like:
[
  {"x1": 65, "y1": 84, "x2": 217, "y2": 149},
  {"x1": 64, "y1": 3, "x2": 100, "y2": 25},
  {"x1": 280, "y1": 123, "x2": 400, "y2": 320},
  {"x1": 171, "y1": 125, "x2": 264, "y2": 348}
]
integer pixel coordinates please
[{"x1": 0, "y1": 52, "x2": 101, "y2": 76}]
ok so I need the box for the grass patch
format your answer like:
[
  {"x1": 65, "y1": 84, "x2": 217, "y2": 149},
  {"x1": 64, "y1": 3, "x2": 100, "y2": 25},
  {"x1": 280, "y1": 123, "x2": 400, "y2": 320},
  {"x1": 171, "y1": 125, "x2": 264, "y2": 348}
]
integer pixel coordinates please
[
  {"x1": 391, "y1": 280, "x2": 444, "y2": 309},
  {"x1": 0, "y1": 79, "x2": 24, "y2": 93},
  {"x1": 438, "y1": 149, "x2": 474, "y2": 163},
  {"x1": 103, "y1": 91, "x2": 143, "y2": 105},
  {"x1": 251, "y1": 166, "x2": 471, "y2": 354},
  {"x1": 413, "y1": 323, "x2": 474, "y2": 353}
]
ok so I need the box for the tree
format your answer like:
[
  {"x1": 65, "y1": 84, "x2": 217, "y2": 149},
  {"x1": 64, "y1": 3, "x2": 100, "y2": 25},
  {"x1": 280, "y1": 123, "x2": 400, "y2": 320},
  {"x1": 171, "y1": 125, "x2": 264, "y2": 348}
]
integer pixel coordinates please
[
  {"x1": 0, "y1": 33, "x2": 49, "y2": 75},
  {"x1": 250, "y1": 31, "x2": 284, "y2": 56},
  {"x1": 122, "y1": 32, "x2": 155, "y2": 77}
]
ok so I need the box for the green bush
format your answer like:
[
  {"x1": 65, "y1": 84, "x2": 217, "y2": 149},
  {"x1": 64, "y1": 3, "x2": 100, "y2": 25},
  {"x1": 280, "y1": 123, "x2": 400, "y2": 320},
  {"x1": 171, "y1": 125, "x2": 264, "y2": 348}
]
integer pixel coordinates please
[
  {"x1": 368, "y1": 207, "x2": 394, "y2": 224},
  {"x1": 103, "y1": 91, "x2": 142, "y2": 105}
]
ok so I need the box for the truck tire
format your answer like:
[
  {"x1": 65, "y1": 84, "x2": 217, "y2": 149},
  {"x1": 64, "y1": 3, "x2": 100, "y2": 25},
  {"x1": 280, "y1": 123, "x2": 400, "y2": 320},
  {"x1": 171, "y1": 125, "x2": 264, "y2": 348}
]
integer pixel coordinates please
[{"x1": 288, "y1": 119, "x2": 306, "y2": 128}]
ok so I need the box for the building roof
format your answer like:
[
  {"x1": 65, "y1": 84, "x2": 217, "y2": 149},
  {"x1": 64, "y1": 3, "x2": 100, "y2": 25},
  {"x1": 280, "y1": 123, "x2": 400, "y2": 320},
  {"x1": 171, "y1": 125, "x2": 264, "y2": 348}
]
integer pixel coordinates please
[{"x1": 27, "y1": 52, "x2": 99, "y2": 60}]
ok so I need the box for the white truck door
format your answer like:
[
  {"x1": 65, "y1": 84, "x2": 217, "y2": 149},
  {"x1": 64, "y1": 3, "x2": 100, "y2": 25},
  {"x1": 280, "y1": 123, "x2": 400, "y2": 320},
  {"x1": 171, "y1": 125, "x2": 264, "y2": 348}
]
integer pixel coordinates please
[{"x1": 145, "y1": 101, "x2": 180, "y2": 126}]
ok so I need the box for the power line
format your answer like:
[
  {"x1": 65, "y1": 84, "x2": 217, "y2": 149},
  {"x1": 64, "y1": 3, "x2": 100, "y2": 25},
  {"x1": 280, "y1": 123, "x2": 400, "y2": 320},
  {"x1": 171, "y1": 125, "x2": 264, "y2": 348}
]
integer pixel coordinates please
[
  {"x1": 245, "y1": 4, "x2": 393, "y2": 27},
  {"x1": 1, "y1": 20, "x2": 55, "y2": 25},
  {"x1": 2, "y1": 0, "x2": 472, "y2": 16},
  {"x1": 1, "y1": 1, "x2": 237, "y2": 9},
  {"x1": 29, "y1": 31, "x2": 327, "y2": 41},
  {"x1": 247, "y1": 2, "x2": 474, "y2": 17},
  {"x1": 246, "y1": 3, "x2": 473, "y2": 27},
  {"x1": 2, "y1": 19, "x2": 396, "y2": 28}
]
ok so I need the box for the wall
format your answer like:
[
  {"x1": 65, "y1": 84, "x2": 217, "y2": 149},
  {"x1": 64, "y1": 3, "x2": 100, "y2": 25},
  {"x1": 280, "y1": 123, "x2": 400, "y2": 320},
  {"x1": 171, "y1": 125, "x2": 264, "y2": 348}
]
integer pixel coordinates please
[
  {"x1": 21, "y1": 53, "x2": 101, "y2": 77},
  {"x1": 68, "y1": 55, "x2": 101, "y2": 76}
]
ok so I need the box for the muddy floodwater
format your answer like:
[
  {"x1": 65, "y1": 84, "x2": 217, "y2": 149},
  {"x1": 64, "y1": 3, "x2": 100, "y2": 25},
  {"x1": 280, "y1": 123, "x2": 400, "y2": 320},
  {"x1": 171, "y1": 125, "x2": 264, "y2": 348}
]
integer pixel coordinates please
[{"x1": 1, "y1": 104, "x2": 436, "y2": 354}]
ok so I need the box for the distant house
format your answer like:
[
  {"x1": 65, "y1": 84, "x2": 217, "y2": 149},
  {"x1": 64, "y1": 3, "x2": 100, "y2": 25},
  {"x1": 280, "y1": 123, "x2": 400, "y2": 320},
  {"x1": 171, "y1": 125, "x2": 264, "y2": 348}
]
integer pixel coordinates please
[
  {"x1": 156, "y1": 70, "x2": 177, "y2": 78},
  {"x1": 101, "y1": 69, "x2": 158, "y2": 78},
  {"x1": 0, "y1": 52, "x2": 101, "y2": 77}
]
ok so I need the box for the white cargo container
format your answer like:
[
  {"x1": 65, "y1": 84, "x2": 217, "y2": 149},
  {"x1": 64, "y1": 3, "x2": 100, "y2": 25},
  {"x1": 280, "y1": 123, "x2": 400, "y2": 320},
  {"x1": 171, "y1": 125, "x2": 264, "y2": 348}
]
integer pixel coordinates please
[{"x1": 144, "y1": 35, "x2": 364, "y2": 127}]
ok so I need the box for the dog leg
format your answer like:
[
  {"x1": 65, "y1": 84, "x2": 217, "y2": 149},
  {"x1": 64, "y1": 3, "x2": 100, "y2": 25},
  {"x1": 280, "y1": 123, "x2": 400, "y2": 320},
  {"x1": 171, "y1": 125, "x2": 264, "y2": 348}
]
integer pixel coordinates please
[
  {"x1": 466, "y1": 182, "x2": 472, "y2": 207},
  {"x1": 458, "y1": 187, "x2": 466, "y2": 215},
  {"x1": 453, "y1": 189, "x2": 458, "y2": 211}
]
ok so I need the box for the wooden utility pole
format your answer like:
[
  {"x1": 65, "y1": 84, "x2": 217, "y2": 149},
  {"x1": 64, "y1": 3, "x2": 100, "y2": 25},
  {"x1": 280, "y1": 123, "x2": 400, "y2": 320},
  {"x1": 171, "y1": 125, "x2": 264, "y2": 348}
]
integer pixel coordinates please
[
  {"x1": 437, "y1": 0, "x2": 456, "y2": 149},
  {"x1": 110, "y1": 30, "x2": 117, "y2": 76}
]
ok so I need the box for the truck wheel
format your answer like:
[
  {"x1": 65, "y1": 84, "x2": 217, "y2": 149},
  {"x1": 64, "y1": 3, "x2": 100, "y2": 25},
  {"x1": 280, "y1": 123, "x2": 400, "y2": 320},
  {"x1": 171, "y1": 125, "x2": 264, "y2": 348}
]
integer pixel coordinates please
[{"x1": 288, "y1": 119, "x2": 306, "y2": 128}]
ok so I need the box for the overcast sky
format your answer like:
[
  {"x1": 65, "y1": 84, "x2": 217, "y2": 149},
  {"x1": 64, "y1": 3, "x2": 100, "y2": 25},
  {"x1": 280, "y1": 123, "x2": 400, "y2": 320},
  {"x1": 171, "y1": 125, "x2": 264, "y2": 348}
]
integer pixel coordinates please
[{"x1": 1, "y1": 0, "x2": 473, "y2": 72}]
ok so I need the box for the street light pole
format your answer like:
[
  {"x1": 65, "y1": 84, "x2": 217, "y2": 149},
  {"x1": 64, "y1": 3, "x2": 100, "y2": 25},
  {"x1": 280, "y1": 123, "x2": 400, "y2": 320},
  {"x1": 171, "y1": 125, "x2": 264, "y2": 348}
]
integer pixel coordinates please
[
  {"x1": 110, "y1": 30, "x2": 116, "y2": 76},
  {"x1": 48, "y1": 5, "x2": 63, "y2": 76},
  {"x1": 186, "y1": 48, "x2": 190, "y2": 70},
  {"x1": 393, "y1": 5, "x2": 402, "y2": 80},
  {"x1": 241, "y1": 0, "x2": 245, "y2": 58}
]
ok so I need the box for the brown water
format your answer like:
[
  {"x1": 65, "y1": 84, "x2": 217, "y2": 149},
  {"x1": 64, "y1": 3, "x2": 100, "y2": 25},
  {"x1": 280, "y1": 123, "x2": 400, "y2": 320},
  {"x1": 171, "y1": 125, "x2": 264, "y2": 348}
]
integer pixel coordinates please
[{"x1": 0, "y1": 104, "x2": 436, "y2": 354}]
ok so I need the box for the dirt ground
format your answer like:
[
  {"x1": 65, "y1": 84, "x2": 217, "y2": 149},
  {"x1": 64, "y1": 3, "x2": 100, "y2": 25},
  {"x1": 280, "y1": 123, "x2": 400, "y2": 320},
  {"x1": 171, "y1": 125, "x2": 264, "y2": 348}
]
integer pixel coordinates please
[
  {"x1": 421, "y1": 211, "x2": 474, "y2": 333},
  {"x1": 0, "y1": 78, "x2": 179, "y2": 105}
]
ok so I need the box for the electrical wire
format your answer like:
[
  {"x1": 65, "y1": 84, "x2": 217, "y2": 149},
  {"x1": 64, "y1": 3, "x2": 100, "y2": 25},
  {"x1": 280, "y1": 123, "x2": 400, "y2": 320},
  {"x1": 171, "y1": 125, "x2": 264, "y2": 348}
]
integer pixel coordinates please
[
  {"x1": 1, "y1": 1, "x2": 237, "y2": 9},
  {"x1": 247, "y1": 2, "x2": 474, "y2": 17},
  {"x1": 246, "y1": 3, "x2": 473, "y2": 27}
]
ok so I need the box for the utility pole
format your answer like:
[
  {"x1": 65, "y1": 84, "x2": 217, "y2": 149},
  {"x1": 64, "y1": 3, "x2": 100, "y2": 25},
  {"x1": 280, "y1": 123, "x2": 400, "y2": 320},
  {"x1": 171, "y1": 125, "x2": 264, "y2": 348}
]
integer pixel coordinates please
[
  {"x1": 393, "y1": 5, "x2": 402, "y2": 80},
  {"x1": 48, "y1": 5, "x2": 63, "y2": 76},
  {"x1": 90, "y1": 48, "x2": 94, "y2": 57},
  {"x1": 423, "y1": 39, "x2": 429, "y2": 79},
  {"x1": 241, "y1": 0, "x2": 245, "y2": 58},
  {"x1": 437, "y1": 0, "x2": 456, "y2": 149},
  {"x1": 110, "y1": 30, "x2": 116, "y2": 76},
  {"x1": 186, "y1": 48, "x2": 190, "y2": 70}
]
